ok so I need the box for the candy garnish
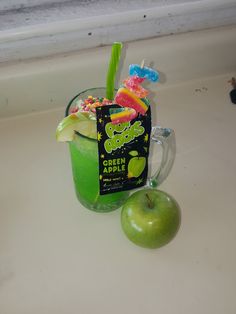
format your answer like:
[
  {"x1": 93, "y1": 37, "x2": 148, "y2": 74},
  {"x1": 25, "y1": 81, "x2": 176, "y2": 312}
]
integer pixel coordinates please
[
  {"x1": 123, "y1": 75, "x2": 148, "y2": 98},
  {"x1": 70, "y1": 96, "x2": 113, "y2": 115},
  {"x1": 112, "y1": 62, "x2": 159, "y2": 123},
  {"x1": 109, "y1": 107, "x2": 138, "y2": 124},
  {"x1": 129, "y1": 64, "x2": 159, "y2": 82},
  {"x1": 114, "y1": 87, "x2": 149, "y2": 115}
]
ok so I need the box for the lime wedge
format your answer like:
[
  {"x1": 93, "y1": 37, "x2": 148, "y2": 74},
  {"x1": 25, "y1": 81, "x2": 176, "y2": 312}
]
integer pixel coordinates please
[{"x1": 56, "y1": 112, "x2": 97, "y2": 142}]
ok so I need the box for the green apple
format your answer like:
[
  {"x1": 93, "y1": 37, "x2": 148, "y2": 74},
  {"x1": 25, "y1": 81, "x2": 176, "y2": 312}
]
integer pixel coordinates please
[
  {"x1": 128, "y1": 157, "x2": 146, "y2": 178},
  {"x1": 121, "y1": 189, "x2": 181, "y2": 248}
]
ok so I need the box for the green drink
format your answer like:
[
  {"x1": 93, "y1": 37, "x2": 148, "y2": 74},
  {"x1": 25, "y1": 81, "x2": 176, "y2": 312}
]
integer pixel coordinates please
[
  {"x1": 66, "y1": 88, "x2": 129, "y2": 212},
  {"x1": 57, "y1": 55, "x2": 176, "y2": 213}
]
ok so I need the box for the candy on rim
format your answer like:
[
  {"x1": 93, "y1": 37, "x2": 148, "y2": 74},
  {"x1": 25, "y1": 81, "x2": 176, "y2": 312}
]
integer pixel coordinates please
[{"x1": 56, "y1": 112, "x2": 97, "y2": 142}]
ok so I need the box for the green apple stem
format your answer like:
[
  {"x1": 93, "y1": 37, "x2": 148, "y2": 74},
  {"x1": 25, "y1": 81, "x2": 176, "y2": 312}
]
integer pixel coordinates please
[{"x1": 145, "y1": 193, "x2": 154, "y2": 209}]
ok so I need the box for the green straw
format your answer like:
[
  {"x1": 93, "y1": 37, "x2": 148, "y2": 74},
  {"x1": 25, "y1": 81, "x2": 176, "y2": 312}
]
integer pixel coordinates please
[{"x1": 106, "y1": 42, "x2": 123, "y2": 100}]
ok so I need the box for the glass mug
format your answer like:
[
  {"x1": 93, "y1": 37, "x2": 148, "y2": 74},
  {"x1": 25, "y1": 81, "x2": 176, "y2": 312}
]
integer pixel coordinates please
[{"x1": 66, "y1": 88, "x2": 176, "y2": 212}]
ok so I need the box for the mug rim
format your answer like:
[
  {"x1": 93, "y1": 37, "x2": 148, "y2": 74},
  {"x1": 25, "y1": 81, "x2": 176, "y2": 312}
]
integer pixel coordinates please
[{"x1": 65, "y1": 87, "x2": 107, "y2": 142}]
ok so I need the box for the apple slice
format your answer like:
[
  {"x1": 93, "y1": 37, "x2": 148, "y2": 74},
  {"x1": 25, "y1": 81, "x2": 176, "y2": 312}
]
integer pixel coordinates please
[{"x1": 56, "y1": 112, "x2": 97, "y2": 142}]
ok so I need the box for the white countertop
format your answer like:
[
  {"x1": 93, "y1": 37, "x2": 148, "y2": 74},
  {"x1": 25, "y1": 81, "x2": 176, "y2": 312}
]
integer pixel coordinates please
[{"x1": 1, "y1": 71, "x2": 236, "y2": 313}]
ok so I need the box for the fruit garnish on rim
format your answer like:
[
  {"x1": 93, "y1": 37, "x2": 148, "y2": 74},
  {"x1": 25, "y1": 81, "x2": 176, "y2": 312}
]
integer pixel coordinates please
[
  {"x1": 56, "y1": 111, "x2": 97, "y2": 142},
  {"x1": 56, "y1": 97, "x2": 113, "y2": 141}
]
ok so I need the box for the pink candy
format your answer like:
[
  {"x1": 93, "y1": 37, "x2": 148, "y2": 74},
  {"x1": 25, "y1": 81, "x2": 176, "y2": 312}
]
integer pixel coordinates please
[
  {"x1": 123, "y1": 75, "x2": 148, "y2": 98},
  {"x1": 70, "y1": 96, "x2": 113, "y2": 115}
]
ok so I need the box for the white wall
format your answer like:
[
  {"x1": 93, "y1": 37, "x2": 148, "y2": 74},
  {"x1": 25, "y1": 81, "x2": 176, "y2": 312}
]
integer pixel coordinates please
[{"x1": 0, "y1": 25, "x2": 235, "y2": 118}]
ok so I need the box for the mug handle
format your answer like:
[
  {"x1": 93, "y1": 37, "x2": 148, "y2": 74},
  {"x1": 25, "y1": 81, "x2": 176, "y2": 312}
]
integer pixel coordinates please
[{"x1": 147, "y1": 126, "x2": 176, "y2": 188}]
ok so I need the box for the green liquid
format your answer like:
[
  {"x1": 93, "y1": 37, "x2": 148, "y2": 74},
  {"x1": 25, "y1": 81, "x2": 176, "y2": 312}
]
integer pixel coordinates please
[{"x1": 69, "y1": 133, "x2": 129, "y2": 212}]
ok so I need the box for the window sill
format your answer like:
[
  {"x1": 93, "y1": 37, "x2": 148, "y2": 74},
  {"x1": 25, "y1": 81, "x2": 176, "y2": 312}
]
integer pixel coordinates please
[{"x1": 0, "y1": 0, "x2": 236, "y2": 63}]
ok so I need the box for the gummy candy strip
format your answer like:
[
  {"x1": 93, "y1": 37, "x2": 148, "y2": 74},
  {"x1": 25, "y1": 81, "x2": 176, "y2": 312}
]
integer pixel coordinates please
[
  {"x1": 110, "y1": 107, "x2": 137, "y2": 124},
  {"x1": 114, "y1": 87, "x2": 149, "y2": 115},
  {"x1": 129, "y1": 64, "x2": 159, "y2": 82},
  {"x1": 106, "y1": 42, "x2": 123, "y2": 100}
]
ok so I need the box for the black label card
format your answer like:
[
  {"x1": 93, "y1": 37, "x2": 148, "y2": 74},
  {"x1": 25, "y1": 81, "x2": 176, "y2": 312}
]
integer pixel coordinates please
[{"x1": 96, "y1": 104, "x2": 151, "y2": 195}]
